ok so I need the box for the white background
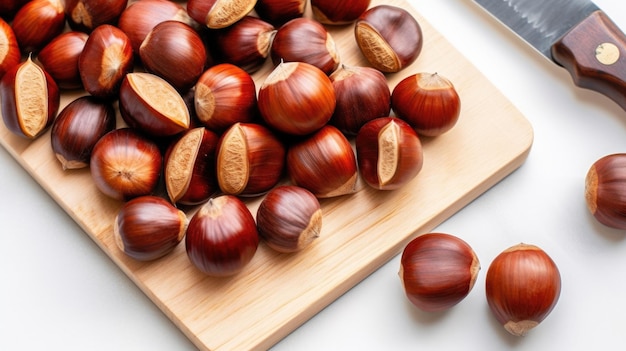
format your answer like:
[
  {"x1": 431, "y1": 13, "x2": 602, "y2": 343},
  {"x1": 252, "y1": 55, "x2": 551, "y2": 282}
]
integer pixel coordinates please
[{"x1": 3, "y1": 0, "x2": 626, "y2": 350}]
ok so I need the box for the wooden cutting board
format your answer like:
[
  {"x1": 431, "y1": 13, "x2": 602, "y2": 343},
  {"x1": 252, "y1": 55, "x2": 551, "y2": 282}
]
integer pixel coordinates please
[{"x1": 0, "y1": 1, "x2": 533, "y2": 350}]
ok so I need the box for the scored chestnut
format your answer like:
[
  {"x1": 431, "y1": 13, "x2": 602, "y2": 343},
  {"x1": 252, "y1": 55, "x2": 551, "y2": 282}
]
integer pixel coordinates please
[
  {"x1": 257, "y1": 185, "x2": 322, "y2": 253},
  {"x1": 65, "y1": 0, "x2": 128, "y2": 33},
  {"x1": 164, "y1": 127, "x2": 219, "y2": 205},
  {"x1": 186, "y1": 194, "x2": 260, "y2": 277},
  {"x1": 392, "y1": 72, "x2": 461, "y2": 137},
  {"x1": 486, "y1": 243, "x2": 561, "y2": 336},
  {"x1": 0, "y1": 55, "x2": 60, "y2": 139},
  {"x1": 114, "y1": 195, "x2": 188, "y2": 261},
  {"x1": 51, "y1": 95, "x2": 116, "y2": 170},
  {"x1": 90, "y1": 128, "x2": 163, "y2": 201},
  {"x1": 187, "y1": 0, "x2": 256, "y2": 29},
  {"x1": 585, "y1": 153, "x2": 626, "y2": 229},
  {"x1": 119, "y1": 72, "x2": 191, "y2": 138},
  {"x1": 258, "y1": 61, "x2": 336, "y2": 136},
  {"x1": 356, "y1": 117, "x2": 423, "y2": 190},
  {"x1": 216, "y1": 122, "x2": 286, "y2": 196},
  {"x1": 355, "y1": 5, "x2": 423, "y2": 73},
  {"x1": 399, "y1": 233, "x2": 480, "y2": 312},
  {"x1": 287, "y1": 125, "x2": 358, "y2": 198}
]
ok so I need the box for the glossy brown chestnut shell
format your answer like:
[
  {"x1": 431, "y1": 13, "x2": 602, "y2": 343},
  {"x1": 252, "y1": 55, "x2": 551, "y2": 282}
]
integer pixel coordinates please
[
  {"x1": 254, "y1": 0, "x2": 307, "y2": 26},
  {"x1": 37, "y1": 31, "x2": 89, "y2": 90},
  {"x1": 585, "y1": 153, "x2": 626, "y2": 229},
  {"x1": 0, "y1": 18, "x2": 21, "y2": 79},
  {"x1": 65, "y1": 0, "x2": 128, "y2": 33}
]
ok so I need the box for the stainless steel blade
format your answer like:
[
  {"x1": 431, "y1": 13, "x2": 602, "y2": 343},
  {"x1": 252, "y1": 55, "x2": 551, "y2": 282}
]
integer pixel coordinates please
[{"x1": 474, "y1": 0, "x2": 599, "y2": 58}]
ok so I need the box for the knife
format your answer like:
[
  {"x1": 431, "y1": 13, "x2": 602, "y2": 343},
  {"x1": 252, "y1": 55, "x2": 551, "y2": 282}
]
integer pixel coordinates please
[{"x1": 473, "y1": 0, "x2": 626, "y2": 111}]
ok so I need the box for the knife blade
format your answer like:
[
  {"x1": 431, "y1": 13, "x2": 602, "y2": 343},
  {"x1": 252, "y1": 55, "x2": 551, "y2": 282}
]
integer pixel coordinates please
[{"x1": 474, "y1": 0, "x2": 626, "y2": 111}]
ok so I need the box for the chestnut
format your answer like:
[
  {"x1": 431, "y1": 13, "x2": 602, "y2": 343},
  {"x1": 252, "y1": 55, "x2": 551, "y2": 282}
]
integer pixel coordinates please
[
  {"x1": 140, "y1": 20, "x2": 207, "y2": 92},
  {"x1": 37, "y1": 31, "x2": 89, "y2": 90},
  {"x1": 254, "y1": 0, "x2": 306, "y2": 26},
  {"x1": 51, "y1": 95, "x2": 116, "y2": 170},
  {"x1": 392, "y1": 72, "x2": 461, "y2": 137},
  {"x1": 329, "y1": 65, "x2": 391, "y2": 135},
  {"x1": 257, "y1": 185, "x2": 322, "y2": 253},
  {"x1": 399, "y1": 233, "x2": 480, "y2": 312},
  {"x1": 119, "y1": 72, "x2": 191, "y2": 137},
  {"x1": 356, "y1": 117, "x2": 423, "y2": 190},
  {"x1": 114, "y1": 195, "x2": 188, "y2": 261},
  {"x1": 194, "y1": 63, "x2": 258, "y2": 132},
  {"x1": 65, "y1": 0, "x2": 128, "y2": 33},
  {"x1": 118, "y1": 0, "x2": 198, "y2": 55},
  {"x1": 11, "y1": 0, "x2": 66, "y2": 53},
  {"x1": 79, "y1": 24, "x2": 134, "y2": 100},
  {"x1": 90, "y1": 128, "x2": 163, "y2": 201},
  {"x1": 258, "y1": 61, "x2": 336, "y2": 136},
  {"x1": 186, "y1": 194, "x2": 259, "y2": 277},
  {"x1": 355, "y1": 5, "x2": 423, "y2": 73},
  {"x1": 209, "y1": 16, "x2": 276, "y2": 74},
  {"x1": 287, "y1": 125, "x2": 358, "y2": 198},
  {"x1": 187, "y1": 0, "x2": 256, "y2": 29},
  {"x1": 585, "y1": 153, "x2": 626, "y2": 229},
  {"x1": 270, "y1": 17, "x2": 340, "y2": 76},
  {"x1": 164, "y1": 127, "x2": 219, "y2": 205},
  {"x1": 311, "y1": 0, "x2": 370, "y2": 25},
  {"x1": 486, "y1": 243, "x2": 561, "y2": 336},
  {"x1": 0, "y1": 55, "x2": 60, "y2": 139},
  {"x1": 216, "y1": 122, "x2": 286, "y2": 196},
  {"x1": 0, "y1": 18, "x2": 20, "y2": 79}
]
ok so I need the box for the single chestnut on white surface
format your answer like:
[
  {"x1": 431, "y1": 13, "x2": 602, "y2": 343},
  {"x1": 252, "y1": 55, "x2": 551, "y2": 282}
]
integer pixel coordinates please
[
  {"x1": 392, "y1": 72, "x2": 461, "y2": 137},
  {"x1": 164, "y1": 127, "x2": 219, "y2": 205},
  {"x1": 209, "y1": 16, "x2": 276, "y2": 74},
  {"x1": 485, "y1": 243, "x2": 561, "y2": 336},
  {"x1": 187, "y1": 0, "x2": 256, "y2": 29},
  {"x1": 258, "y1": 61, "x2": 336, "y2": 136},
  {"x1": 119, "y1": 72, "x2": 191, "y2": 137},
  {"x1": 216, "y1": 122, "x2": 285, "y2": 196},
  {"x1": 0, "y1": 55, "x2": 60, "y2": 139},
  {"x1": 585, "y1": 153, "x2": 626, "y2": 229},
  {"x1": 114, "y1": 195, "x2": 188, "y2": 261},
  {"x1": 400, "y1": 233, "x2": 480, "y2": 312},
  {"x1": 329, "y1": 65, "x2": 391, "y2": 135},
  {"x1": 355, "y1": 5, "x2": 423, "y2": 73},
  {"x1": 0, "y1": 18, "x2": 21, "y2": 79},
  {"x1": 65, "y1": 0, "x2": 128, "y2": 33},
  {"x1": 356, "y1": 117, "x2": 423, "y2": 190},
  {"x1": 311, "y1": 0, "x2": 370, "y2": 25},
  {"x1": 257, "y1": 185, "x2": 322, "y2": 253},
  {"x1": 254, "y1": 0, "x2": 306, "y2": 26},
  {"x1": 118, "y1": 0, "x2": 198, "y2": 54},
  {"x1": 51, "y1": 96, "x2": 116, "y2": 170},
  {"x1": 194, "y1": 63, "x2": 258, "y2": 132},
  {"x1": 79, "y1": 24, "x2": 134, "y2": 100},
  {"x1": 186, "y1": 195, "x2": 259, "y2": 277},
  {"x1": 11, "y1": 0, "x2": 65, "y2": 52},
  {"x1": 37, "y1": 31, "x2": 89, "y2": 90},
  {"x1": 90, "y1": 128, "x2": 163, "y2": 201},
  {"x1": 287, "y1": 125, "x2": 358, "y2": 198},
  {"x1": 270, "y1": 17, "x2": 340, "y2": 76},
  {"x1": 140, "y1": 20, "x2": 207, "y2": 92}
]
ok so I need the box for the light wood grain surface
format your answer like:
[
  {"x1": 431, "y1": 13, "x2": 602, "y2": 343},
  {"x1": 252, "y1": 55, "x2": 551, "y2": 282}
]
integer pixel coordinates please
[{"x1": 0, "y1": 0, "x2": 533, "y2": 350}]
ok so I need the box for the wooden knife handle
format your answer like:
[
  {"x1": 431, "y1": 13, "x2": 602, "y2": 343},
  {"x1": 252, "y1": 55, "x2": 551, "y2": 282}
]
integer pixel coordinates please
[{"x1": 552, "y1": 10, "x2": 626, "y2": 111}]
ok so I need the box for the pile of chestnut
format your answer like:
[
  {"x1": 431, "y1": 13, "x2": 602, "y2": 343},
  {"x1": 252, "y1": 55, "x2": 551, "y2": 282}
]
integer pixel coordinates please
[
  {"x1": 0, "y1": 0, "x2": 462, "y2": 271},
  {"x1": 7, "y1": 0, "x2": 578, "y2": 339}
]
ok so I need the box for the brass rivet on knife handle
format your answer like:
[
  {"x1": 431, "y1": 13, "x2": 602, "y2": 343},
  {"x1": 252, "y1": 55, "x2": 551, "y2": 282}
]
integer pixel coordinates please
[
  {"x1": 595, "y1": 42, "x2": 620, "y2": 65},
  {"x1": 551, "y1": 11, "x2": 626, "y2": 111}
]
